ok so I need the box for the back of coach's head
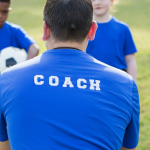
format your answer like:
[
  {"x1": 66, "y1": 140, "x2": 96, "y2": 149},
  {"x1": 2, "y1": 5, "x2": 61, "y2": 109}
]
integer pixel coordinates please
[{"x1": 42, "y1": 0, "x2": 97, "y2": 47}]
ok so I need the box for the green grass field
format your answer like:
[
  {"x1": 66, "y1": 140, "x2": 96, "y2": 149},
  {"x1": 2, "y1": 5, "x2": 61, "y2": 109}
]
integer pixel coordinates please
[{"x1": 8, "y1": 0, "x2": 150, "y2": 149}]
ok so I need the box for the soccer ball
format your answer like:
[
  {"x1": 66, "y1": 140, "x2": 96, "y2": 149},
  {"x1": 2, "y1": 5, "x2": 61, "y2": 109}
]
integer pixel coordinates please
[{"x1": 0, "y1": 47, "x2": 27, "y2": 72}]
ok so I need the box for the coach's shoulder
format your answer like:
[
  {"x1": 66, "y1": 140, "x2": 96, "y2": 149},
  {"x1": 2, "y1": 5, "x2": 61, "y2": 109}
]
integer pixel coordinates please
[
  {"x1": 1, "y1": 55, "x2": 42, "y2": 77},
  {"x1": 93, "y1": 57, "x2": 134, "y2": 85},
  {"x1": 107, "y1": 67, "x2": 134, "y2": 89}
]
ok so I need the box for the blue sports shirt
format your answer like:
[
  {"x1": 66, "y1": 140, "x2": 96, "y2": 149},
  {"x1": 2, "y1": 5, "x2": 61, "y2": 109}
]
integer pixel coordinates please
[
  {"x1": 0, "y1": 21, "x2": 36, "y2": 52},
  {"x1": 0, "y1": 49, "x2": 140, "y2": 150},
  {"x1": 86, "y1": 17, "x2": 138, "y2": 70}
]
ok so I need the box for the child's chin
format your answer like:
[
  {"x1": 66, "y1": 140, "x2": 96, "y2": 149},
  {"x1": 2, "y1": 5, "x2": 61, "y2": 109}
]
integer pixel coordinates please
[
  {"x1": 94, "y1": 10, "x2": 105, "y2": 16},
  {"x1": 94, "y1": 12, "x2": 105, "y2": 16}
]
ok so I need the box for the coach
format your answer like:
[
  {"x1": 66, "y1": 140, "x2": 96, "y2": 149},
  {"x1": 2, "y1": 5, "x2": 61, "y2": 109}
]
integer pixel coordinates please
[{"x1": 0, "y1": 0, "x2": 140, "y2": 150}]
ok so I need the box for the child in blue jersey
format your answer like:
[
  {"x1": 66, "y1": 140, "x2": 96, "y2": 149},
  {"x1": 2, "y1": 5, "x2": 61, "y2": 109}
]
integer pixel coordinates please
[
  {"x1": 0, "y1": 0, "x2": 39, "y2": 59},
  {"x1": 87, "y1": 0, "x2": 137, "y2": 81}
]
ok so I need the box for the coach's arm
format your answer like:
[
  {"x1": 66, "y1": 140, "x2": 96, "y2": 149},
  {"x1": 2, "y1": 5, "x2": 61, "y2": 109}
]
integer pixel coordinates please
[
  {"x1": 120, "y1": 146, "x2": 136, "y2": 150},
  {"x1": 27, "y1": 43, "x2": 39, "y2": 60},
  {"x1": 0, "y1": 141, "x2": 11, "y2": 150}
]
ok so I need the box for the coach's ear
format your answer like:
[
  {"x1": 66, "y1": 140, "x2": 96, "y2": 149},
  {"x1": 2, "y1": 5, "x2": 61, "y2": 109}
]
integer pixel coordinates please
[
  {"x1": 42, "y1": 21, "x2": 50, "y2": 41},
  {"x1": 88, "y1": 21, "x2": 97, "y2": 41}
]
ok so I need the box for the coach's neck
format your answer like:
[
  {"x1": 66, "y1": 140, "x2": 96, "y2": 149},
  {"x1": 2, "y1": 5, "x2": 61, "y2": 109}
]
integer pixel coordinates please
[{"x1": 49, "y1": 39, "x2": 88, "y2": 52}]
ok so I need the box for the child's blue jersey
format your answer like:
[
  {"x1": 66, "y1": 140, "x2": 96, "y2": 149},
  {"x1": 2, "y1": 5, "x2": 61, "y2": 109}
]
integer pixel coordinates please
[
  {"x1": 0, "y1": 49, "x2": 140, "y2": 150},
  {"x1": 0, "y1": 21, "x2": 36, "y2": 52},
  {"x1": 86, "y1": 17, "x2": 137, "y2": 70}
]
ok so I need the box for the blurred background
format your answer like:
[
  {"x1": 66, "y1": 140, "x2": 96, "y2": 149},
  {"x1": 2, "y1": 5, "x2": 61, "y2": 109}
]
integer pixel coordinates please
[{"x1": 8, "y1": 0, "x2": 150, "y2": 149}]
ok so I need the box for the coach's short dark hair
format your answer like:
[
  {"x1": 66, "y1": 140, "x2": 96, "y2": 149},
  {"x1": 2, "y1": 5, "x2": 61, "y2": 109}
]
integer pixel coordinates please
[
  {"x1": 0, "y1": 0, "x2": 11, "y2": 3},
  {"x1": 43, "y1": 0, "x2": 93, "y2": 43}
]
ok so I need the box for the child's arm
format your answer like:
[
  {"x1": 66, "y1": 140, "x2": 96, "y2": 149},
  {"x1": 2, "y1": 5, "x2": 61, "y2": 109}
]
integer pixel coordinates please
[
  {"x1": 15, "y1": 27, "x2": 39, "y2": 59},
  {"x1": 0, "y1": 141, "x2": 11, "y2": 150},
  {"x1": 27, "y1": 43, "x2": 39, "y2": 60},
  {"x1": 125, "y1": 54, "x2": 137, "y2": 82},
  {"x1": 120, "y1": 147, "x2": 136, "y2": 150}
]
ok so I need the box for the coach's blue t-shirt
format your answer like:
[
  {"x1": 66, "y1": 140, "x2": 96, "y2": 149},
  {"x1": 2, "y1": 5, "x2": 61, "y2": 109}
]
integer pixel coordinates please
[
  {"x1": 0, "y1": 49, "x2": 140, "y2": 150},
  {"x1": 0, "y1": 21, "x2": 35, "y2": 52},
  {"x1": 86, "y1": 17, "x2": 138, "y2": 70}
]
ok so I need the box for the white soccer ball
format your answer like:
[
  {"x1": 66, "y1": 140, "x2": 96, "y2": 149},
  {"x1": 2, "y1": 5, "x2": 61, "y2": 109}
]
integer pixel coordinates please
[{"x1": 0, "y1": 47, "x2": 27, "y2": 72}]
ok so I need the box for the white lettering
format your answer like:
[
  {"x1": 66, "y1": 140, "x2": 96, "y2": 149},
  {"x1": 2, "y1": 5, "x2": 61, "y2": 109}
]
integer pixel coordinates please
[
  {"x1": 34, "y1": 75, "x2": 101, "y2": 91},
  {"x1": 77, "y1": 78, "x2": 87, "y2": 89},
  {"x1": 89, "y1": 79, "x2": 100, "y2": 91},
  {"x1": 34, "y1": 75, "x2": 44, "y2": 85},
  {"x1": 63, "y1": 77, "x2": 74, "y2": 88},
  {"x1": 49, "y1": 76, "x2": 59, "y2": 86}
]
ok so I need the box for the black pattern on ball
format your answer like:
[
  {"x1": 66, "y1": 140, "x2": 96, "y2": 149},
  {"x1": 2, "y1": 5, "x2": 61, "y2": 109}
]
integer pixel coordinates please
[{"x1": 6, "y1": 58, "x2": 17, "y2": 67}]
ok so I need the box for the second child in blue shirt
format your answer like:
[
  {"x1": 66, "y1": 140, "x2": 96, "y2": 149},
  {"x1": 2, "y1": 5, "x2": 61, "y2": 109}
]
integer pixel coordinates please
[{"x1": 87, "y1": 0, "x2": 137, "y2": 81}]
